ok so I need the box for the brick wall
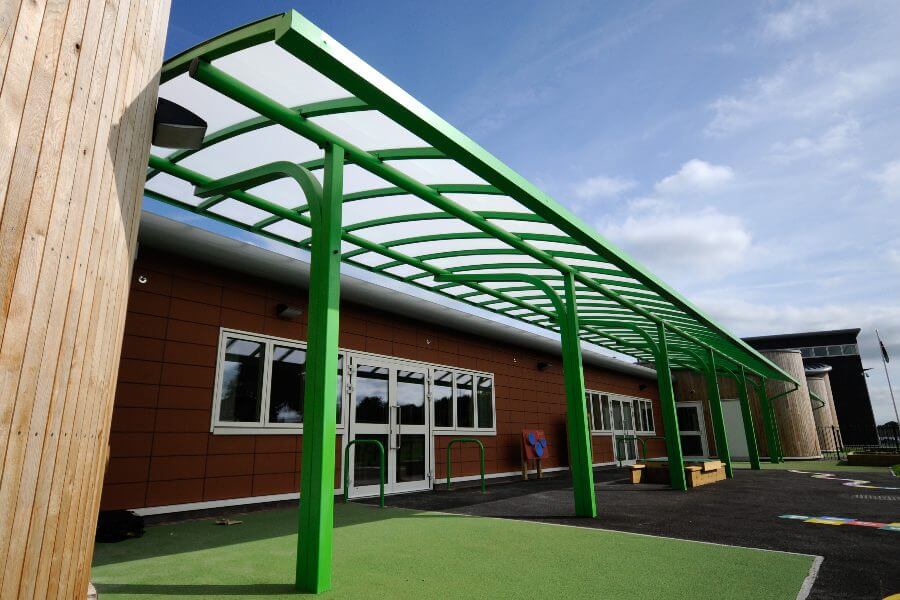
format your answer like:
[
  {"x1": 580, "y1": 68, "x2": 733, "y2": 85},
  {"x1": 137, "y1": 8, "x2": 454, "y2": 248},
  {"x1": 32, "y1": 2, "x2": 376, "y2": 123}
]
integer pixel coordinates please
[{"x1": 101, "y1": 248, "x2": 661, "y2": 510}]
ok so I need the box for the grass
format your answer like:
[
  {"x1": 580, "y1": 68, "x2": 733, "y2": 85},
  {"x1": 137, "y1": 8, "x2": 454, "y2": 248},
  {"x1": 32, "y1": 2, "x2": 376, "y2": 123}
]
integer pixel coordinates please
[
  {"x1": 891, "y1": 464, "x2": 900, "y2": 477},
  {"x1": 733, "y1": 459, "x2": 892, "y2": 473},
  {"x1": 92, "y1": 502, "x2": 813, "y2": 599}
]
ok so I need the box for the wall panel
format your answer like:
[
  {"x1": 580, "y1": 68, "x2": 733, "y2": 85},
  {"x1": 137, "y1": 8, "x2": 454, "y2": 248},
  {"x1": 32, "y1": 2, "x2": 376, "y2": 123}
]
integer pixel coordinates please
[{"x1": 0, "y1": 0, "x2": 169, "y2": 596}]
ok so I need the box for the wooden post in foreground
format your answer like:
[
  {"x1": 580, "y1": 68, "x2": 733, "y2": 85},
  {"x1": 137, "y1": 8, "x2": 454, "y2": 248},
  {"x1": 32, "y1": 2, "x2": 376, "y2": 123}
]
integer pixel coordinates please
[{"x1": 0, "y1": 1, "x2": 170, "y2": 596}]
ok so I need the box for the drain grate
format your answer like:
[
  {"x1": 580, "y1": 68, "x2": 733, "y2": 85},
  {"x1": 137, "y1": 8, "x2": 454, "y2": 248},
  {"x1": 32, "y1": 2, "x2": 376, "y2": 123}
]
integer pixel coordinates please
[{"x1": 851, "y1": 494, "x2": 900, "y2": 501}]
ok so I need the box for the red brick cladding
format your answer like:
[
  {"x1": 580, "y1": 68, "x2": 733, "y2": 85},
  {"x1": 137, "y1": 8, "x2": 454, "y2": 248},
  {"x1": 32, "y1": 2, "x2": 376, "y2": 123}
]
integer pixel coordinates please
[{"x1": 101, "y1": 248, "x2": 661, "y2": 509}]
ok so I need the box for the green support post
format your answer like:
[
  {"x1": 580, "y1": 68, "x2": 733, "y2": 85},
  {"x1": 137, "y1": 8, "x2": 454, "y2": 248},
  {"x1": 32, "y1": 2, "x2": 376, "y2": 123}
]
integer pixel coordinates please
[
  {"x1": 736, "y1": 366, "x2": 761, "y2": 470},
  {"x1": 704, "y1": 351, "x2": 733, "y2": 478},
  {"x1": 756, "y1": 380, "x2": 781, "y2": 464},
  {"x1": 655, "y1": 322, "x2": 687, "y2": 491},
  {"x1": 296, "y1": 144, "x2": 344, "y2": 593},
  {"x1": 561, "y1": 272, "x2": 597, "y2": 517}
]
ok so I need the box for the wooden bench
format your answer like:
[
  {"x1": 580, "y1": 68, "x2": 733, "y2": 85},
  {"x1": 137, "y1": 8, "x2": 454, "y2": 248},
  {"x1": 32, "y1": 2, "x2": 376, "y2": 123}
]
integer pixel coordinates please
[{"x1": 630, "y1": 459, "x2": 726, "y2": 488}]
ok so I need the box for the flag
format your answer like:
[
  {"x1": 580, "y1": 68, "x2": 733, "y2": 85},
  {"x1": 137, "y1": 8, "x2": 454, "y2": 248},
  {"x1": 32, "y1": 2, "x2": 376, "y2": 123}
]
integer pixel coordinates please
[{"x1": 880, "y1": 337, "x2": 890, "y2": 364}]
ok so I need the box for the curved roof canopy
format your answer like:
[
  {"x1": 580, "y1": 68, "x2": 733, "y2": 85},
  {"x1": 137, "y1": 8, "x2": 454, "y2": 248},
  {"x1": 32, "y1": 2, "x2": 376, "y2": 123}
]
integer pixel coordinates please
[{"x1": 145, "y1": 10, "x2": 796, "y2": 385}]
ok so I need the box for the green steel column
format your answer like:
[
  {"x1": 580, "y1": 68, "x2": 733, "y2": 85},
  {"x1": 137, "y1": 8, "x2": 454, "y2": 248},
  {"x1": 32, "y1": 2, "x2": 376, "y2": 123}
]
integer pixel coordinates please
[
  {"x1": 736, "y1": 367, "x2": 761, "y2": 470},
  {"x1": 296, "y1": 144, "x2": 344, "y2": 593},
  {"x1": 704, "y1": 351, "x2": 733, "y2": 478},
  {"x1": 655, "y1": 323, "x2": 687, "y2": 491},
  {"x1": 757, "y1": 380, "x2": 781, "y2": 464},
  {"x1": 561, "y1": 272, "x2": 597, "y2": 517}
]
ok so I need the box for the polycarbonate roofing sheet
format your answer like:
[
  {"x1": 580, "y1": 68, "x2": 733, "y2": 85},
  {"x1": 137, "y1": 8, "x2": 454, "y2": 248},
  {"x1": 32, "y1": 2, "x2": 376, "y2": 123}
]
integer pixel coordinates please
[{"x1": 145, "y1": 11, "x2": 796, "y2": 384}]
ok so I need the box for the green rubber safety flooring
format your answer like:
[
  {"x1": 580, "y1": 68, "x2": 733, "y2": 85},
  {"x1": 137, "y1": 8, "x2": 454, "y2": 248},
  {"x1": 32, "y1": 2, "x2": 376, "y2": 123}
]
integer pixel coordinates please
[{"x1": 92, "y1": 502, "x2": 814, "y2": 599}]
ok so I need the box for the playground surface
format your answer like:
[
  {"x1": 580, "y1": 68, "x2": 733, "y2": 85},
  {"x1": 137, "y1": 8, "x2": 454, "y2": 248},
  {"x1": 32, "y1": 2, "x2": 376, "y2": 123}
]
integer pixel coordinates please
[
  {"x1": 91, "y1": 495, "x2": 814, "y2": 599},
  {"x1": 378, "y1": 467, "x2": 899, "y2": 599},
  {"x1": 732, "y1": 459, "x2": 895, "y2": 473}
]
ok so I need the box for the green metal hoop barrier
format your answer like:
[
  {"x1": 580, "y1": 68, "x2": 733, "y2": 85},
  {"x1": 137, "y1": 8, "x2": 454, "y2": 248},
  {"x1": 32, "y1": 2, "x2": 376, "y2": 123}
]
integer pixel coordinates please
[
  {"x1": 343, "y1": 439, "x2": 385, "y2": 508},
  {"x1": 445, "y1": 438, "x2": 486, "y2": 493},
  {"x1": 614, "y1": 435, "x2": 667, "y2": 467}
]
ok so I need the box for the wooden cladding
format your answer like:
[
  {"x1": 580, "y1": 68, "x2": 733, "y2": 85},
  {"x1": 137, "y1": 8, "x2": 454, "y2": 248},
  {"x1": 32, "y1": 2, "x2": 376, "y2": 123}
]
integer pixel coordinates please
[
  {"x1": 759, "y1": 350, "x2": 821, "y2": 460},
  {"x1": 0, "y1": 0, "x2": 169, "y2": 597}
]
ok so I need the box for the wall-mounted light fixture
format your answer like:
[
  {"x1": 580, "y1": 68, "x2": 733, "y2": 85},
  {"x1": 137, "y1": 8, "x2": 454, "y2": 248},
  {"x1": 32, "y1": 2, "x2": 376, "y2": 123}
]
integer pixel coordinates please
[
  {"x1": 152, "y1": 98, "x2": 207, "y2": 149},
  {"x1": 276, "y1": 303, "x2": 303, "y2": 321},
  {"x1": 137, "y1": 274, "x2": 149, "y2": 285},
  {"x1": 638, "y1": 383, "x2": 648, "y2": 391},
  {"x1": 536, "y1": 361, "x2": 552, "y2": 371}
]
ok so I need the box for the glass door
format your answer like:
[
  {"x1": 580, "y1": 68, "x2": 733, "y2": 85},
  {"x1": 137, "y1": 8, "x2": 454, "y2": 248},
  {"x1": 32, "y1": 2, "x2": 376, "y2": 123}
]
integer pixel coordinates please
[
  {"x1": 676, "y1": 402, "x2": 708, "y2": 458},
  {"x1": 611, "y1": 397, "x2": 637, "y2": 464},
  {"x1": 347, "y1": 355, "x2": 430, "y2": 498}
]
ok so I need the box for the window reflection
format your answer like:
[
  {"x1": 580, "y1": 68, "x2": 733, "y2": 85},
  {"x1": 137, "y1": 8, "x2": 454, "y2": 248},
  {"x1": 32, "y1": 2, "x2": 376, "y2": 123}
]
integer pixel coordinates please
[
  {"x1": 476, "y1": 376, "x2": 493, "y2": 428},
  {"x1": 433, "y1": 370, "x2": 453, "y2": 428},
  {"x1": 269, "y1": 345, "x2": 305, "y2": 423},
  {"x1": 397, "y1": 370, "x2": 425, "y2": 425},
  {"x1": 355, "y1": 365, "x2": 389, "y2": 424},
  {"x1": 219, "y1": 338, "x2": 264, "y2": 423},
  {"x1": 456, "y1": 373, "x2": 474, "y2": 428}
]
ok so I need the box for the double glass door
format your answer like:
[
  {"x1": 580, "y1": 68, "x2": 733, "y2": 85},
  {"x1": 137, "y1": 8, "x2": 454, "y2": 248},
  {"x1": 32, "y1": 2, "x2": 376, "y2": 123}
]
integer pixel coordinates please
[
  {"x1": 676, "y1": 402, "x2": 708, "y2": 457},
  {"x1": 347, "y1": 355, "x2": 430, "y2": 498},
  {"x1": 611, "y1": 397, "x2": 638, "y2": 463}
]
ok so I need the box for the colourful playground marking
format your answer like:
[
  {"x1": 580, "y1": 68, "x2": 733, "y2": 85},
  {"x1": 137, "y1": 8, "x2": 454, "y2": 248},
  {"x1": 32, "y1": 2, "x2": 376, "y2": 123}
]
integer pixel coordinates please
[
  {"x1": 779, "y1": 515, "x2": 899, "y2": 532},
  {"x1": 789, "y1": 470, "x2": 900, "y2": 491}
]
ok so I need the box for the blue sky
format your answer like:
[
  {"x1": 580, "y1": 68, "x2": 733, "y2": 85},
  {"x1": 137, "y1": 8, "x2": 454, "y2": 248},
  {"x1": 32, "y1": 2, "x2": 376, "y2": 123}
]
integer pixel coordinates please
[{"x1": 162, "y1": 1, "x2": 900, "y2": 424}]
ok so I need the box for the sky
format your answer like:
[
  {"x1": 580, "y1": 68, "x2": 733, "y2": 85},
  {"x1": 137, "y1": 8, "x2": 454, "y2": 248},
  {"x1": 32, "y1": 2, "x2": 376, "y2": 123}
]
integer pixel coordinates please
[{"x1": 161, "y1": 0, "x2": 900, "y2": 424}]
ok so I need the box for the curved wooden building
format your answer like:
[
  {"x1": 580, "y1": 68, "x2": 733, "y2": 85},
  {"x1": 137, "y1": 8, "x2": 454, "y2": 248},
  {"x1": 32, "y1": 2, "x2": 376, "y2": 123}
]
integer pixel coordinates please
[
  {"x1": 760, "y1": 350, "x2": 821, "y2": 459},
  {"x1": 806, "y1": 366, "x2": 841, "y2": 453}
]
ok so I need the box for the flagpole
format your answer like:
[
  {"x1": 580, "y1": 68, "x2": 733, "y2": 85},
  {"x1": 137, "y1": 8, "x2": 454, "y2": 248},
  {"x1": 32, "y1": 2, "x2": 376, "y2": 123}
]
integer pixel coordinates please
[{"x1": 876, "y1": 330, "x2": 899, "y2": 445}]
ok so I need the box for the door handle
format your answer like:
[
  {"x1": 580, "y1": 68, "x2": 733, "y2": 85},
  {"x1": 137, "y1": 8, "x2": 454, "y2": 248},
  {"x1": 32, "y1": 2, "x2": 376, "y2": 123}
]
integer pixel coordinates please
[{"x1": 396, "y1": 405, "x2": 402, "y2": 450}]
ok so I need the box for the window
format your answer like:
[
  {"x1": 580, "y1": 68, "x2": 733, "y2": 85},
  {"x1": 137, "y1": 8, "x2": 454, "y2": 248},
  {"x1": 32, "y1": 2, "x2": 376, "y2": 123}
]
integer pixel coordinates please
[
  {"x1": 827, "y1": 345, "x2": 843, "y2": 356},
  {"x1": 800, "y1": 347, "x2": 813, "y2": 358},
  {"x1": 433, "y1": 370, "x2": 453, "y2": 428},
  {"x1": 456, "y1": 373, "x2": 474, "y2": 428},
  {"x1": 432, "y1": 368, "x2": 495, "y2": 432},
  {"x1": 213, "y1": 330, "x2": 343, "y2": 434},
  {"x1": 842, "y1": 343, "x2": 858, "y2": 356},
  {"x1": 635, "y1": 399, "x2": 654, "y2": 433},
  {"x1": 586, "y1": 392, "x2": 610, "y2": 431},
  {"x1": 813, "y1": 346, "x2": 828, "y2": 357},
  {"x1": 586, "y1": 390, "x2": 654, "y2": 435}
]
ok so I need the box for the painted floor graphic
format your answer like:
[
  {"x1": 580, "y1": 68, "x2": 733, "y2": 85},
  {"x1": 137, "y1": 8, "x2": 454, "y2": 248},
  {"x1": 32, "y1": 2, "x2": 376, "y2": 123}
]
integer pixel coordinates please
[
  {"x1": 788, "y1": 470, "x2": 900, "y2": 491},
  {"x1": 780, "y1": 515, "x2": 900, "y2": 532}
]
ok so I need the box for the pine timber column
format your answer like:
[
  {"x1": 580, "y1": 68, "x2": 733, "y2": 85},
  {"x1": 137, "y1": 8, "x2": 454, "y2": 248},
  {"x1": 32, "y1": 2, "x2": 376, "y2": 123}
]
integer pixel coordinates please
[
  {"x1": 760, "y1": 350, "x2": 822, "y2": 459},
  {"x1": 0, "y1": 1, "x2": 170, "y2": 597},
  {"x1": 807, "y1": 375, "x2": 836, "y2": 452}
]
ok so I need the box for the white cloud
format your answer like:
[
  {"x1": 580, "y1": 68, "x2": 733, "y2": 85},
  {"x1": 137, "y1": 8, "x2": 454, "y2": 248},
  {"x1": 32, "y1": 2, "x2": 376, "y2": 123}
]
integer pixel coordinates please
[
  {"x1": 706, "y1": 56, "x2": 898, "y2": 136},
  {"x1": 770, "y1": 116, "x2": 860, "y2": 162},
  {"x1": 654, "y1": 159, "x2": 734, "y2": 195},
  {"x1": 873, "y1": 159, "x2": 900, "y2": 198},
  {"x1": 572, "y1": 174, "x2": 637, "y2": 200},
  {"x1": 889, "y1": 247, "x2": 900, "y2": 270},
  {"x1": 761, "y1": 1, "x2": 834, "y2": 41},
  {"x1": 602, "y1": 206, "x2": 751, "y2": 279}
]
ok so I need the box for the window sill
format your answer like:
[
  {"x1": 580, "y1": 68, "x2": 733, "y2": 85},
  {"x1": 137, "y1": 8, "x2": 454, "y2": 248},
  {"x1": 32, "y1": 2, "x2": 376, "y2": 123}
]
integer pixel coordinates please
[{"x1": 433, "y1": 429, "x2": 497, "y2": 437}]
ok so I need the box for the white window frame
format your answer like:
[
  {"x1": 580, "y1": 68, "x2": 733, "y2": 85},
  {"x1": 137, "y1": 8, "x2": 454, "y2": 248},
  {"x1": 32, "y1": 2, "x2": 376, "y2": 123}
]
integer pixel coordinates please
[
  {"x1": 586, "y1": 389, "x2": 655, "y2": 436},
  {"x1": 429, "y1": 366, "x2": 496, "y2": 434},
  {"x1": 211, "y1": 328, "x2": 346, "y2": 435}
]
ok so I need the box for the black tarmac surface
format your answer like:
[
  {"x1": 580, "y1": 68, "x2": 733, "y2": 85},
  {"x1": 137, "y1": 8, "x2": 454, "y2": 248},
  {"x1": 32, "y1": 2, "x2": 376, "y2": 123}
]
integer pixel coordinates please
[{"x1": 363, "y1": 467, "x2": 900, "y2": 600}]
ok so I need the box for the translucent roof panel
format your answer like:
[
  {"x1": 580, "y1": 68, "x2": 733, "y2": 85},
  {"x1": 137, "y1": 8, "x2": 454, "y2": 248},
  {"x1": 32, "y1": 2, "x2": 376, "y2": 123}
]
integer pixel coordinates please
[{"x1": 145, "y1": 11, "x2": 796, "y2": 385}]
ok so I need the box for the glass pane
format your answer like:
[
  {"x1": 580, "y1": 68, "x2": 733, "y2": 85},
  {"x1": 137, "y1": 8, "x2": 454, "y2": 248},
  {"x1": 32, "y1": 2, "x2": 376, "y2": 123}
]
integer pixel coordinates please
[
  {"x1": 590, "y1": 394, "x2": 604, "y2": 430},
  {"x1": 676, "y1": 406, "x2": 700, "y2": 431},
  {"x1": 633, "y1": 402, "x2": 643, "y2": 431},
  {"x1": 623, "y1": 402, "x2": 634, "y2": 432},
  {"x1": 269, "y1": 345, "x2": 305, "y2": 423},
  {"x1": 456, "y1": 373, "x2": 474, "y2": 428},
  {"x1": 612, "y1": 399, "x2": 623, "y2": 430},
  {"x1": 433, "y1": 370, "x2": 453, "y2": 427},
  {"x1": 355, "y1": 365, "x2": 389, "y2": 424},
  {"x1": 601, "y1": 396, "x2": 610, "y2": 430},
  {"x1": 827, "y1": 345, "x2": 843, "y2": 356},
  {"x1": 644, "y1": 403, "x2": 654, "y2": 432},
  {"x1": 397, "y1": 370, "x2": 426, "y2": 425},
  {"x1": 813, "y1": 346, "x2": 828, "y2": 357},
  {"x1": 842, "y1": 344, "x2": 858, "y2": 355},
  {"x1": 336, "y1": 355, "x2": 343, "y2": 424},
  {"x1": 680, "y1": 434, "x2": 704, "y2": 456},
  {"x1": 219, "y1": 338, "x2": 265, "y2": 423},
  {"x1": 800, "y1": 347, "x2": 813, "y2": 358},
  {"x1": 477, "y1": 376, "x2": 494, "y2": 429},
  {"x1": 396, "y1": 434, "x2": 426, "y2": 483},
  {"x1": 353, "y1": 434, "x2": 388, "y2": 487}
]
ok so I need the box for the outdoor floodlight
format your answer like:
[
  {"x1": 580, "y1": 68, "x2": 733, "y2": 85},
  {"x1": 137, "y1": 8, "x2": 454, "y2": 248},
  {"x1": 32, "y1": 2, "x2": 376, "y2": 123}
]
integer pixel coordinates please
[
  {"x1": 276, "y1": 303, "x2": 304, "y2": 321},
  {"x1": 152, "y1": 98, "x2": 207, "y2": 149}
]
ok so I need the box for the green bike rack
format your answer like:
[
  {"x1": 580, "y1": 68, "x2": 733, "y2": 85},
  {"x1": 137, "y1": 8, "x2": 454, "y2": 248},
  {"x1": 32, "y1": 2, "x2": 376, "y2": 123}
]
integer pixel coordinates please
[
  {"x1": 446, "y1": 438, "x2": 486, "y2": 493},
  {"x1": 343, "y1": 439, "x2": 385, "y2": 508},
  {"x1": 614, "y1": 435, "x2": 667, "y2": 467}
]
